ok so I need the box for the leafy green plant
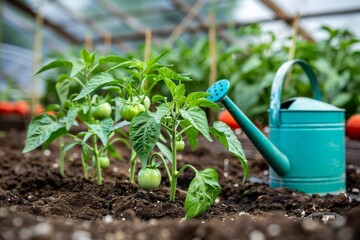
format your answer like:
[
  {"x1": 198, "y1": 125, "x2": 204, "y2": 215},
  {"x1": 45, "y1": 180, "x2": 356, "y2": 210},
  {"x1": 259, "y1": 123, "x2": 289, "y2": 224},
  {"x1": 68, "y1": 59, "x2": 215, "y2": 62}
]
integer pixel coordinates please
[
  {"x1": 23, "y1": 49, "x2": 131, "y2": 185},
  {"x1": 130, "y1": 78, "x2": 248, "y2": 220}
]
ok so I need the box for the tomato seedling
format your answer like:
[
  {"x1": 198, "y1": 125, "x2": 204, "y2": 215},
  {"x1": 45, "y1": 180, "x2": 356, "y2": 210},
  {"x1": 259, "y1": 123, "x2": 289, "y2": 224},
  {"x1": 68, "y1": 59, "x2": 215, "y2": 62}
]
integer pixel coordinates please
[{"x1": 130, "y1": 78, "x2": 248, "y2": 220}]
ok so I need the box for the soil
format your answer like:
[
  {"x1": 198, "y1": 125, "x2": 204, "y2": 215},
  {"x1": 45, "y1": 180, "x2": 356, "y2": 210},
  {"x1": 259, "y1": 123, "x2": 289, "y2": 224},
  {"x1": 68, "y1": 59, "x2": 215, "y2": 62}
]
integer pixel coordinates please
[{"x1": 0, "y1": 128, "x2": 359, "y2": 240}]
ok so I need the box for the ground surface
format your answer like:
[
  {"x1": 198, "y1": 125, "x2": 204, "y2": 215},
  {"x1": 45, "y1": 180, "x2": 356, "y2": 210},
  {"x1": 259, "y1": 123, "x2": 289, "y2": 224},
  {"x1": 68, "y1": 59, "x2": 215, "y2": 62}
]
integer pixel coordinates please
[{"x1": 0, "y1": 128, "x2": 359, "y2": 240}]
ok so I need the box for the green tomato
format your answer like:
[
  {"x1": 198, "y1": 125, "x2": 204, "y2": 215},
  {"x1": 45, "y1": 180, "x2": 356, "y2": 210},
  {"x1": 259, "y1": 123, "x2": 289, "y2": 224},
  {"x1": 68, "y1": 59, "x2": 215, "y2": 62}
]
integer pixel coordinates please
[
  {"x1": 120, "y1": 103, "x2": 145, "y2": 121},
  {"x1": 133, "y1": 95, "x2": 151, "y2": 109},
  {"x1": 175, "y1": 140, "x2": 185, "y2": 151},
  {"x1": 92, "y1": 102, "x2": 112, "y2": 120},
  {"x1": 138, "y1": 167, "x2": 161, "y2": 190},
  {"x1": 99, "y1": 156, "x2": 110, "y2": 168}
]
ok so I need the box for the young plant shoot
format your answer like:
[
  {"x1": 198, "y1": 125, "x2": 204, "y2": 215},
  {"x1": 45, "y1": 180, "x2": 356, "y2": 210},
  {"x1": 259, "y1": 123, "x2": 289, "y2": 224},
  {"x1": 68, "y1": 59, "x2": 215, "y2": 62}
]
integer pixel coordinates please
[{"x1": 130, "y1": 77, "x2": 248, "y2": 220}]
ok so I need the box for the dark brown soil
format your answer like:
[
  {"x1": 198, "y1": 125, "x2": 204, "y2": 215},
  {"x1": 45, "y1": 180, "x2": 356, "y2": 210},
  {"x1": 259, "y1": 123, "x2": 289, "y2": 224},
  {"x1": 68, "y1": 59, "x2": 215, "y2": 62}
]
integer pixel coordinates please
[{"x1": 0, "y1": 128, "x2": 359, "y2": 240}]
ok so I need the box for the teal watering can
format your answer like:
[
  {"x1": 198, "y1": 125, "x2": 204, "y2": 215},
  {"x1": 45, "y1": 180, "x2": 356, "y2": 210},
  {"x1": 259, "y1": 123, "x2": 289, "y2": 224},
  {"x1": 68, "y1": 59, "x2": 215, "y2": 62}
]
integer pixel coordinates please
[{"x1": 207, "y1": 60, "x2": 345, "y2": 195}]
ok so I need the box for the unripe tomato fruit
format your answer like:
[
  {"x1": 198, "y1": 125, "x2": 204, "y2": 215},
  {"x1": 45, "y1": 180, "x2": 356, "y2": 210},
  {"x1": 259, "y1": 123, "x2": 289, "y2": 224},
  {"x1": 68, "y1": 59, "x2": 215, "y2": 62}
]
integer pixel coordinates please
[
  {"x1": 99, "y1": 156, "x2": 110, "y2": 168},
  {"x1": 137, "y1": 167, "x2": 161, "y2": 190},
  {"x1": 218, "y1": 110, "x2": 240, "y2": 130},
  {"x1": 175, "y1": 140, "x2": 185, "y2": 151},
  {"x1": 133, "y1": 96, "x2": 151, "y2": 109},
  {"x1": 120, "y1": 103, "x2": 145, "y2": 121},
  {"x1": 346, "y1": 114, "x2": 360, "y2": 140},
  {"x1": 92, "y1": 102, "x2": 112, "y2": 120}
]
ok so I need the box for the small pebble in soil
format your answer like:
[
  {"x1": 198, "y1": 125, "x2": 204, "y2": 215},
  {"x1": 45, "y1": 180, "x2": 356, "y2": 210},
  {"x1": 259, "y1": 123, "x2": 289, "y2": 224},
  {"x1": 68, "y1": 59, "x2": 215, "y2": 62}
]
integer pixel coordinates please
[
  {"x1": 113, "y1": 167, "x2": 119, "y2": 172},
  {"x1": 301, "y1": 219, "x2": 321, "y2": 231},
  {"x1": 321, "y1": 214, "x2": 335, "y2": 224},
  {"x1": 0, "y1": 207, "x2": 9, "y2": 217},
  {"x1": 223, "y1": 172, "x2": 229, "y2": 177},
  {"x1": 71, "y1": 230, "x2": 91, "y2": 240},
  {"x1": 32, "y1": 222, "x2": 53, "y2": 237},
  {"x1": 52, "y1": 163, "x2": 59, "y2": 168},
  {"x1": 148, "y1": 219, "x2": 158, "y2": 226},
  {"x1": 352, "y1": 188, "x2": 359, "y2": 193},
  {"x1": 249, "y1": 230, "x2": 265, "y2": 240},
  {"x1": 233, "y1": 183, "x2": 239, "y2": 187},
  {"x1": 19, "y1": 227, "x2": 32, "y2": 239},
  {"x1": 178, "y1": 154, "x2": 183, "y2": 160},
  {"x1": 267, "y1": 223, "x2": 281, "y2": 237},
  {"x1": 103, "y1": 214, "x2": 113, "y2": 224},
  {"x1": 301, "y1": 210, "x2": 306, "y2": 217},
  {"x1": 43, "y1": 149, "x2": 51, "y2": 156},
  {"x1": 12, "y1": 216, "x2": 23, "y2": 227},
  {"x1": 239, "y1": 211, "x2": 248, "y2": 216},
  {"x1": 263, "y1": 170, "x2": 269, "y2": 176},
  {"x1": 215, "y1": 197, "x2": 220, "y2": 204},
  {"x1": 160, "y1": 229, "x2": 171, "y2": 238}
]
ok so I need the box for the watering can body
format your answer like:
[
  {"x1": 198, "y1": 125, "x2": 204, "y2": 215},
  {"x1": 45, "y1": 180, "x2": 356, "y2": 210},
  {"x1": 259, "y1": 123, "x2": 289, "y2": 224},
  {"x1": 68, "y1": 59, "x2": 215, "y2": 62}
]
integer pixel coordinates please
[{"x1": 207, "y1": 60, "x2": 346, "y2": 195}]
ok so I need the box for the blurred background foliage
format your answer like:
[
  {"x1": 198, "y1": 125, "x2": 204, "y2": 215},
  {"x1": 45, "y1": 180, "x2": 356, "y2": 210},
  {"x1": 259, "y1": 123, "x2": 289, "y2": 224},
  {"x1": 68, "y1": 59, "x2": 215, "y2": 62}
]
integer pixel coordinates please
[{"x1": 36, "y1": 24, "x2": 360, "y2": 124}]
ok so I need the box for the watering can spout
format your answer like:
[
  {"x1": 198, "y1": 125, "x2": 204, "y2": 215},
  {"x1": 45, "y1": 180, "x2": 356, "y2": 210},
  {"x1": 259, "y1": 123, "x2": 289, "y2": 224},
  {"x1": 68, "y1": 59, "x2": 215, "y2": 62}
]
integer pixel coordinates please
[{"x1": 207, "y1": 79, "x2": 290, "y2": 177}]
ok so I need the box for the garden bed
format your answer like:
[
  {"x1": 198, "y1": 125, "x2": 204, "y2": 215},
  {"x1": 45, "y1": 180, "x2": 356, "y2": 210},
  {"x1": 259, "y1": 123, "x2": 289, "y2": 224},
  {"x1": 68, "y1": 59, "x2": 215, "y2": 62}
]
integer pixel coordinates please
[{"x1": 0, "y1": 129, "x2": 359, "y2": 240}]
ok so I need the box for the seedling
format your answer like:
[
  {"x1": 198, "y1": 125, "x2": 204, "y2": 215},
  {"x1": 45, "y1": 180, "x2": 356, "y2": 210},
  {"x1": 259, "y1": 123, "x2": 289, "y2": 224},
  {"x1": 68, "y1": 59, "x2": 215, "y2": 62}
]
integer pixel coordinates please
[
  {"x1": 130, "y1": 78, "x2": 248, "y2": 220},
  {"x1": 23, "y1": 49, "x2": 131, "y2": 185}
]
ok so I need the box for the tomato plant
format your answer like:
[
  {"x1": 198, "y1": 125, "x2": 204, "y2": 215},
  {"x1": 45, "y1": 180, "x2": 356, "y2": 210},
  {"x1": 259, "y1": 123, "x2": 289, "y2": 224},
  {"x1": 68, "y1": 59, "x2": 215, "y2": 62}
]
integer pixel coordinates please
[
  {"x1": 23, "y1": 49, "x2": 131, "y2": 185},
  {"x1": 137, "y1": 166, "x2": 161, "y2": 190},
  {"x1": 346, "y1": 114, "x2": 360, "y2": 140},
  {"x1": 130, "y1": 79, "x2": 248, "y2": 220}
]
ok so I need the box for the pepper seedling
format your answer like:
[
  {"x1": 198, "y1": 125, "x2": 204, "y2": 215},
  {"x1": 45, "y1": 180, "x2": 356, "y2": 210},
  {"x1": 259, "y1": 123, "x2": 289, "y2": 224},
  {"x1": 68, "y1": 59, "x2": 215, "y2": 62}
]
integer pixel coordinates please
[{"x1": 130, "y1": 77, "x2": 248, "y2": 220}]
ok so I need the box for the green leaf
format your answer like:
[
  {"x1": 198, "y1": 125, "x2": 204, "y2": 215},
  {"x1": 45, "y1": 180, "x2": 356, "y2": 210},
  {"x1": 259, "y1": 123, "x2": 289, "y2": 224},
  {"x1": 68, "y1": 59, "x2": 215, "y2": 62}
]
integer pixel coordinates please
[
  {"x1": 111, "y1": 121, "x2": 130, "y2": 131},
  {"x1": 73, "y1": 72, "x2": 115, "y2": 100},
  {"x1": 64, "y1": 142, "x2": 79, "y2": 153},
  {"x1": 152, "y1": 95, "x2": 167, "y2": 104},
  {"x1": 180, "y1": 119, "x2": 199, "y2": 151},
  {"x1": 129, "y1": 112, "x2": 161, "y2": 166},
  {"x1": 158, "y1": 67, "x2": 192, "y2": 82},
  {"x1": 154, "y1": 104, "x2": 170, "y2": 123},
  {"x1": 23, "y1": 114, "x2": 66, "y2": 153},
  {"x1": 86, "y1": 118, "x2": 114, "y2": 146},
  {"x1": 107, "y1": 144, "x2": 124, "y2": 160},
  {"x1": 163, "y1": 77, "x2": 177, "y2": 97},
  {"x1": 156, "y1": 142, "x2": 173, "y2": 163},
  {"x1": 180, "y1": 106, "x2": 212, "y2": 142},
  {"x1": 70, "y1": 60, "x2": 85, "y2": 77},
  {"x1": 35, "y1": 60, "x2": 72, "y2": 75},
  {"x1": 56, "y1": 78, "x2": 71, "y2": 106},
  {"x1": 99, "y1": 55, "x2": 128, "y2": 64},
  {"x1": 65, "y1": 107, "x2": 78, "y2": 130},
  {"x1": 184, "y1": 168, "x2": 221, "y2": 220},
  {"x1": 210, "y1": 121, "x2": 248, "y2": 179}
]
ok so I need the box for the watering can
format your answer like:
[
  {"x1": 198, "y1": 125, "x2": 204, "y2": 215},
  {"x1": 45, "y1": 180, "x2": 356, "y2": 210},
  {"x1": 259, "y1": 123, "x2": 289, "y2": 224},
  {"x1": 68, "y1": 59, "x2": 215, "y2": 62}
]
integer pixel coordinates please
[{"x1": 207, "y1": 60, "x2": 345, "y2": 195}]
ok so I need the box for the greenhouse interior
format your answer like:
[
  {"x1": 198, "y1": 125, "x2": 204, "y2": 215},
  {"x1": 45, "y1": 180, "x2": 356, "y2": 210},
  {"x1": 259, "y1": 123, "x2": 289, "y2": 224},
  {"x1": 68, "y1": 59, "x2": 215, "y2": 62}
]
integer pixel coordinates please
[{"x1": 1, "y1": 1, "x2": 360, "y2": 240}]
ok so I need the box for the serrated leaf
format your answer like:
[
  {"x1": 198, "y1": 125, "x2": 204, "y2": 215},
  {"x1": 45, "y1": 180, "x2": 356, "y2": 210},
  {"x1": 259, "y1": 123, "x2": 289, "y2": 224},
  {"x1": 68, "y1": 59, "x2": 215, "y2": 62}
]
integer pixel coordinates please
[
  {"x1": 210, "y1": 121, "x2": 248, "y2": 179},
  {"x1": 74, "y1": 72, "x2": 115, "y2": 100},
  {"x1": 158, "y1": 67, "x2": 192, "y2": 82},
  {"x1": 35, "y1": 60, "x2": 72, "y2": 75},
  {"x1": 86, "y1": 118, "x2": 113, "y2": 146},
  {"x1": 180, "y1": 106, "x2": 212, "y2": 142},
  {"x1": 23, "y1": 114, "x2": 66, "y2": 153},
  {"x1": 129, "y1": 112, "x2": 161, "y2": 166},
  {"x1": 156, "y1": 142, "x2": 173, "y2": 163},
  {"x1": 184, "y1": 168, "x2": 221, "y2": 220}
]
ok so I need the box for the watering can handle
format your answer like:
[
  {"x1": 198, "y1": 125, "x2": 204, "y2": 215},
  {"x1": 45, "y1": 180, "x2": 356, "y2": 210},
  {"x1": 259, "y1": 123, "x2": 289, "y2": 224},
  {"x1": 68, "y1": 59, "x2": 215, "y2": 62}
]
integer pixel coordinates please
[{"x1": 270, "y1": 60, "x2": 323, "y2": 127}]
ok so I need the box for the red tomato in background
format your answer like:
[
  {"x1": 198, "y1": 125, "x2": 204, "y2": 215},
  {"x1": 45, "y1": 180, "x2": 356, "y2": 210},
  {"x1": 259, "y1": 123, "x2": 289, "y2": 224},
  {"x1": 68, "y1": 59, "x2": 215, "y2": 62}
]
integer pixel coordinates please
[
  {"x1": 218, "y1": 110, "x2": 240, "y2": 130},
  {"x1": 0, "y1": 101, "x2": 15, "y2": 115},
  {"x1": 346, "y1": 114, "x2": 360, "y2": 140},
  {"x1": 14, "y1": 100, "x2": 30, "y2": 116}
]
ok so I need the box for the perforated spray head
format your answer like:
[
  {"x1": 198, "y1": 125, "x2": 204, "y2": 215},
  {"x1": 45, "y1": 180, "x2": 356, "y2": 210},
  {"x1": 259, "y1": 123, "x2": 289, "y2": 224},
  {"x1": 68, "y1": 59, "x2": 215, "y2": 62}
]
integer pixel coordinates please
[{"x1": 206, "y1": 79, "x2": 230, "y2": 103}]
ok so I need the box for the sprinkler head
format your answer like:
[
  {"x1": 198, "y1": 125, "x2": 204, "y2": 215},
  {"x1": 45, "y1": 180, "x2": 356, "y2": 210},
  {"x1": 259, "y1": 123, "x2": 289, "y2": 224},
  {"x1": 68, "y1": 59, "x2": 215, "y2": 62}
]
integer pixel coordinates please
[{"x1": 206, "y1": 79, "x2": 230, "y2": 103}]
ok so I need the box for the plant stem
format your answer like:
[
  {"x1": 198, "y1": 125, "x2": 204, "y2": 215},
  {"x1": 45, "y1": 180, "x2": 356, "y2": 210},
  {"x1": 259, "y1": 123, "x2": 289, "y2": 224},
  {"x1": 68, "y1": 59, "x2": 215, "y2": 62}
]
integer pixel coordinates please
[
  {"x1": 93, "y1": 136, "x2": 102, "y2": 185},
  {"x1": 176, "y1": 163, "x2": 198, "y2": 177},
  {"x1": 59, "y1": 136, "x2": 65, "y2": 176},
  {"x1": 169, "y1": 126, "x2": 178, "y2": 202},
  {"x1": 129, "y1": 148, "x2": 137, "y2": 184}
]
